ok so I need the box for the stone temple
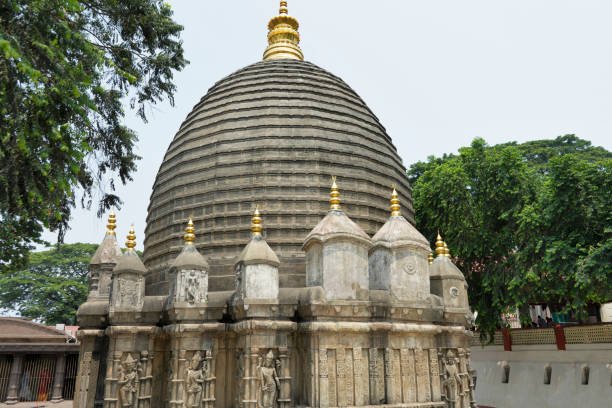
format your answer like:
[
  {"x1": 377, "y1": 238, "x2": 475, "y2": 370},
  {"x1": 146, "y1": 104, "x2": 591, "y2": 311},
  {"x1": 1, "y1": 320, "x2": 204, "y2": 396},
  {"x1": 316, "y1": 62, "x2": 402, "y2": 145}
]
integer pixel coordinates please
[{"x1": 75, "y1": 2, "x2": 477, "y2": 407}]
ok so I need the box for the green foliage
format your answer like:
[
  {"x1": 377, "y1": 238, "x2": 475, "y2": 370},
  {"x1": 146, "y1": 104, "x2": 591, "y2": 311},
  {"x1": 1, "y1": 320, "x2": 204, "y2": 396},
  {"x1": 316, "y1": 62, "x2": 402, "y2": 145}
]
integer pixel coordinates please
[
  {"x1": 0, "y1": 0, "x2": 187, "y2": 270},
  {"x1": 0, "y1": 243, "x2": 97, "y2": 324},
  {"x1": 408, "y1": 135, "x2": 612, "y2": 339}
]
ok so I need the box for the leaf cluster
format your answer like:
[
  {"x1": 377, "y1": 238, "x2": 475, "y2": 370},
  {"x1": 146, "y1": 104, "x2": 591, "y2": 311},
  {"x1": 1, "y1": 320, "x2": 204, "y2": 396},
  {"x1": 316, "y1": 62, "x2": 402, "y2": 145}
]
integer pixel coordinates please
[
  {"x1": 0, "y1": 0, "x2": 187, "y2": 270},
  {"x1": 0, "y1": 242, "x2": 97, "y2": 324},
  {"x1": 408, "y1": 135, "x2": 612, "y2": 339}
]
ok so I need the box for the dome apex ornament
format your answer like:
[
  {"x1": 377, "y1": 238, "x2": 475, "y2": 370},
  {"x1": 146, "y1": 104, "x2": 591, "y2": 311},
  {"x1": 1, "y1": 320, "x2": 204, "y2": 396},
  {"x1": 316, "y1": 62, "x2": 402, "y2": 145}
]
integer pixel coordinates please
[
  {"x1": 251, "y1": 206, "x2": 263, "y2": 237},
  {"x1": 106, "y1": 210, "x2": 117, "y2": 236},
  {"x1": 390, "y1": 188, "x2": 401, "y2": 217},
  {"x1": 444, "y1": 242, "x2": 451, "y2": 258},
  {"x1": 435, "y1": 232, "x2": 445, "y2": 257},
  {"x1": 184, "y1": 218, "x2": 196, "y2": 244},
  {"x1": 126, "y1": 225, "x2": 137, "y2": 251},
  {"x1": 263, "y1": 1, "x2": 304, "y2": 61},
  {"x1": 330, "y1": 176, "x2": 341, "y2": 210}
]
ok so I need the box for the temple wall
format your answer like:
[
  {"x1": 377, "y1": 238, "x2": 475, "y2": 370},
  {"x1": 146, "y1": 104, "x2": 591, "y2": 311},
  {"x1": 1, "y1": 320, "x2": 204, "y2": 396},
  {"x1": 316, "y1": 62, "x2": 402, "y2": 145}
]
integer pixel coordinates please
[{"x1": 471, "y1": 341, "x2": 612, "y2": 408}]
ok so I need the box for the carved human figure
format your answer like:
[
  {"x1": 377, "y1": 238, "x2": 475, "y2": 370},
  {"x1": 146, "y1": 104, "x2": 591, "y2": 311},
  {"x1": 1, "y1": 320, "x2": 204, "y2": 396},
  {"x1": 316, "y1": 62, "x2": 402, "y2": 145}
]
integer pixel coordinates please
[
  {"x1": 185, "y1": 271, "x2": 199, "y2": 304},
  {"x1": 441, "y1": 350, "x2": 463, "y2": 408},
  {"x1": 257, "y1": 350, "x2": 280, "y2": 408},
  {"x1": 118, "y1": 354, "x2": 139, "y2": 408},
  {"x1": 185, "y1": 352, "x2": 206, "y2": 407}
]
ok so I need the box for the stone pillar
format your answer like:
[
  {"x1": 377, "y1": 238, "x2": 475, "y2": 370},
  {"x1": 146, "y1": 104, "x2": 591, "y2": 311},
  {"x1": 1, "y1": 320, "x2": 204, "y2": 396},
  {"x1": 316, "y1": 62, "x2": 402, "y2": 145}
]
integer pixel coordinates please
[
  {"x1": 5, "y1": 354, "x2": 23, "y2": 404},
  {"x1": 51, "y1": 353, "x2": 67, "y2": 402}
]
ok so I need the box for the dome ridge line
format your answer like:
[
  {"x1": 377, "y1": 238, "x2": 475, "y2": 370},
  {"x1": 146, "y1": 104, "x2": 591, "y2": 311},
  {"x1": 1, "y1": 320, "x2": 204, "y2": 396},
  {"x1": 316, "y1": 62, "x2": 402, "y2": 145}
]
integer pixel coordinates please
[{"x1": 164, "y1": 113, "x2": 395, "y2": 154}]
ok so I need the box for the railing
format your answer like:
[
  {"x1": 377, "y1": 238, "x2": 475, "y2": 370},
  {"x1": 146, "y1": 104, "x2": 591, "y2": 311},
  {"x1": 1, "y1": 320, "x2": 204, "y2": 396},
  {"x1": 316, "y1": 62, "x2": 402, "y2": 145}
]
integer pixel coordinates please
[{"x1": 470, "y1": 323, "x2": 612, "y2": 348}]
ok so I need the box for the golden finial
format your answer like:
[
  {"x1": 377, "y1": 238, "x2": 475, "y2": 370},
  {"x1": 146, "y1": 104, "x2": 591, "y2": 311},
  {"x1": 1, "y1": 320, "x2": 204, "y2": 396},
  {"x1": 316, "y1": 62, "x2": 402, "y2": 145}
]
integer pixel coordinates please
[
  {"x1": 184, "y1": 218, "x2": 195, "y2": 244},
  {"x1": 263, "y1": 1, "x2": 304, "y2": 61},
  {"x1": 428, "y1": 252, "x2": 434, "y2": 265},
  {"x1": 390, "y1": 188, "x2": 401, "y2": 217},
  {"x1": 279, "y1": 0, "x2": 288, "y2": 14},
  {"x1": 443, "y1": 242, "x2": 451, "y2": 258},
  {"x1": 251, "y1": 206, "x2": 263, "y2": 237},
  {"x1": 126, "y1": 225, "x2": 136, "y2": 250},
  {"x1": 106, "y1": 210, "x2": 117, "y2": 236},
  {"x1": 330, "y1": 176, "x2": 341, "y2": 210},
  {"x1": 435, "y1": 232, "x2": 445, "y2": 257}
]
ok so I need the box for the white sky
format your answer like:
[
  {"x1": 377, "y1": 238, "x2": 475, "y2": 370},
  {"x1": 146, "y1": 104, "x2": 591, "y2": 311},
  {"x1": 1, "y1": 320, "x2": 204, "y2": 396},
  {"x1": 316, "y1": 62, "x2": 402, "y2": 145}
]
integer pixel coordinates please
[{"x1": 45, "y1": 0, "x2": 612, "y2": 249}]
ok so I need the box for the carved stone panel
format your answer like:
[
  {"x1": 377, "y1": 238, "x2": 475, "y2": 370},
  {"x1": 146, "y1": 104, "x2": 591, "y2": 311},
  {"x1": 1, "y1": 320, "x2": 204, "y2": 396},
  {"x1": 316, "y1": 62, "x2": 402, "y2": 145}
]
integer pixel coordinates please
[
  {"x1": 352, "y1": 347, "x2": 367, "y2": 406},
  {"x1": 399, "y1": 348, "x2": 415, "y2": 403},
  {"x1": 429, "y1": 349, "x2": 441, "y2": 402},
  {"x1": 173, "y1": 269, "x2": 208, "y2": 305},
  {"x1": 117, "y1": 353, "x2": 140, "y2": 408},
  {"x1": 415, "y1": 349, "x2": 431, "y2": 403},
  {"x1": 256, "y1": 349, "x2": 282, "y2": 408}
]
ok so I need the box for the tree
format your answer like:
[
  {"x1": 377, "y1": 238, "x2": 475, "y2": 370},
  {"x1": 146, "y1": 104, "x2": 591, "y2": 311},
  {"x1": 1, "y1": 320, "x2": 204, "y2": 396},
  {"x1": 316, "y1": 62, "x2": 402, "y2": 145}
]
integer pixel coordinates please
[
  {"x1": 0, "y1": 0, "x2": 187, "y2": 271},
  {"x1": 408, "y1": 135, "x2": 611, "y2": 339},
  {"x1": 0, "y1": 243, "x2": 97, "y2": 324}
]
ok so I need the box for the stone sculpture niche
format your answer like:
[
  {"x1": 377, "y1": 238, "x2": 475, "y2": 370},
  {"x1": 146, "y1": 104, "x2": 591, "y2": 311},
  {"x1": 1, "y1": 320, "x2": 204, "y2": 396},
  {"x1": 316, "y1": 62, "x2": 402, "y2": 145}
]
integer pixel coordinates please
[
  {"x1": 256, "y1": 350, "x2": 281, "y2": 408},
  {"x1": 118, "y1": 353, "x2": 140, "y2": 408}
]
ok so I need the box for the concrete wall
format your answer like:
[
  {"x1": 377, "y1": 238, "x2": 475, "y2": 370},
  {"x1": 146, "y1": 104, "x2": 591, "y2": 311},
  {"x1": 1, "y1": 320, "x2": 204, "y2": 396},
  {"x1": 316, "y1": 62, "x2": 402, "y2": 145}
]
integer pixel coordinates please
[{"x1": 471, "y1": 343, "x2": 612, "y2": 408}]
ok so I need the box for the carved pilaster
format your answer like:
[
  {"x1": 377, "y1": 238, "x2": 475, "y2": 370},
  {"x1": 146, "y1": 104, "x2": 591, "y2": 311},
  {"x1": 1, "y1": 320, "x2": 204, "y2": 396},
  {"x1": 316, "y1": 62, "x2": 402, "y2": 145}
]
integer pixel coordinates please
[
  {"x1": 415, "y1": 349, "x2": 431, "y2": 403},
  {"x1": 345, "y1": 349, "x2": 354, "y2": 406},
  {"x1": 318, "y1": 348, "x2": 329, "y2": 408},
  {"x1": 336, "y1": 348, "x2": 347, "y2": 407},
  {"x1": 277, "y1": 347, "x2": 291, "y2": 408},
  {"x1": 353, "y1": 347, "x2": 367, "y2": 406},
  {"x1": 429, "y1": 349, "x2": 441, "y2": 402}
]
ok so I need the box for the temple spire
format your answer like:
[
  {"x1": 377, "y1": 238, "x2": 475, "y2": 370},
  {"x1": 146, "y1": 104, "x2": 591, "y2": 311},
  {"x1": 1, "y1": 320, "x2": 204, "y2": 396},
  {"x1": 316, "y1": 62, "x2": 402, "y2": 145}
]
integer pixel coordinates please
[
  {"x1": 184, "y1": 218, "x2": 196, "y2": 244},
  {"x1": 390, "y1": 188, "x2": 401, "y2": 217},
  {"x1": 251, "y1": 206, "x2": 263, "y2": 237},
  {"x1": 330, "y1": 176, "x2": 341, "y2": 210},
  {"x1": 263, "y1": 1, "x2": 304, "y2": 61},
  {"x1": 435, "y1": 232, "x2": 445, "y2": 257},
  {"x1": 125, "y1": 225, "x2": 137, "y2": 251}
]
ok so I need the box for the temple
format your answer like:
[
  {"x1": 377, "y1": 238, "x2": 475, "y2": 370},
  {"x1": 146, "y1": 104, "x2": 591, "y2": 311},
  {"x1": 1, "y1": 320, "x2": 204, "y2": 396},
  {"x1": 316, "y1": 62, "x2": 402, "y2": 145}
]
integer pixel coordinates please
[{"x1": 75, "y1": 2, "x2": 477, "y2": 407}]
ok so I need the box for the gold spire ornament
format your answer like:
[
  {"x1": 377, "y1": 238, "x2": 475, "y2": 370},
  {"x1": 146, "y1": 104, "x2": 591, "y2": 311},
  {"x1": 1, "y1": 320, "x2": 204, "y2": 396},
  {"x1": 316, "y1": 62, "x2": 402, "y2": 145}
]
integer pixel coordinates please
[
  {"x1": 263, "y1": 1, "x2": 304, "y2": 61},
  {"x1": 251, "y1": 206, "x2": 263, "y2": 237},
  {"x1": 428, "y1": 252, "x2": 434, "y2": 265},
  {"x1": 390, "y1": 188, "x2": 401, "y2": 217},
  {"x1": 435, "y1": 232, "x2": 445, "y2": 257},
  {"x1": 330, "y1": 176, "x2": 341, "y2": 210},
  {"x1": 184, "y1": 218, "x2": 196, "y2": 244},
  {"x1": 106, "y1": 210, "x2": 117, "y2": 236},
  {"x1": 126, "y1": 225, "x2": 137, "y2": 250},
  {"x1": 443, "y1": 242, "x2": 451, "y2": 258}
]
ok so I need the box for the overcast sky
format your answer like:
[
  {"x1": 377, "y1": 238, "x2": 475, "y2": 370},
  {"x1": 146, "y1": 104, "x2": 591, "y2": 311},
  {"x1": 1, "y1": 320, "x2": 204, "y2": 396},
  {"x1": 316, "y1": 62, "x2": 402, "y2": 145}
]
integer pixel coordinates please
[{"x1": 45, "y1": 0, "x2": 612, "y2": 249}]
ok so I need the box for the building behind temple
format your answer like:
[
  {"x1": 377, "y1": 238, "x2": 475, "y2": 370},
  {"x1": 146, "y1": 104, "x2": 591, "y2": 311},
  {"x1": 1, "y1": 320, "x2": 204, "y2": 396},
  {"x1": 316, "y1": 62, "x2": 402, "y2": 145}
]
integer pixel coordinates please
[{"x1": 74, "y1": 2, "x2": 477, "y2": 407}]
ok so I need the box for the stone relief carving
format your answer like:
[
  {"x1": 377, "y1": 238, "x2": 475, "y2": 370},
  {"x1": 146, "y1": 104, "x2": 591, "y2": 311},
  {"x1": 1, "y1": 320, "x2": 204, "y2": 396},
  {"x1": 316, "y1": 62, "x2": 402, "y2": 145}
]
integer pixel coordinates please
[
  {"x1": 118, "y1": 353, "x2": 140, "y2": 408},
  {"x1": 174, "y1": 269, "x2": 208, "y2": 305},
  {"x1": 256, "y1": 350, "x2": 281, "y2": 408},
  {"x1": 185, "y1": 271, "x2": 200, "y2": 304},
  {"x1": 441, "y1": 350, "x2": 464, "y2": 408},
  {"x1": 185, "y1": 352, "x2": 207, "y2": 407}
]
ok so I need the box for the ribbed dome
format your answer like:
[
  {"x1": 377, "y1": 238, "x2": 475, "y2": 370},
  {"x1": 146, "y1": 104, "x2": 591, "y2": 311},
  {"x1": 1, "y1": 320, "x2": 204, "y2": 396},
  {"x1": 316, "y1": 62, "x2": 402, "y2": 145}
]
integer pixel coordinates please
[{"x1": 143, "y1": 59, "x2": 413, "y2": 294}]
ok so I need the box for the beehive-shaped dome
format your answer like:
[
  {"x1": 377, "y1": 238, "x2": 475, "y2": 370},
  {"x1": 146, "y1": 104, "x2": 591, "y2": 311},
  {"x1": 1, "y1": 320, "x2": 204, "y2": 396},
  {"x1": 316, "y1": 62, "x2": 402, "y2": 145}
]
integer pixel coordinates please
[{"x1": 143, "y1": 59, "x2": 413, "y2": 294}]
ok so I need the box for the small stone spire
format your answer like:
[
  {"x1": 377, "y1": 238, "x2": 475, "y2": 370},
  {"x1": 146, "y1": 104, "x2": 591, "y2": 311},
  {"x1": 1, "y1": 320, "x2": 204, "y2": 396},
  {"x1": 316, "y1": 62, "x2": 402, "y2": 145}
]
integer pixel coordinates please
[
  {"x1": 263, "y1": 1, "x2": 304, "y2": 61},
  {"x1": 184, "y1": 218, "x2": 195, "y2": 244},
  {"x1": 435, "y1": 232, "x2": 445, "y2": 257},
  {"x1": 125, "y1": 225, "x2": 137, "y2": 251},
  {"x1": 106, "y1": 210, "x2": 117, "y2": 236},
  {"x1": 390, "y1": 188, "x2": 401, "y2": 217},
  {"x1": 251, "y1": 206, "x2": 263, "y2": 237},
  {"x1": 330, "y1": 177, "x2": 341, "y2": 210}
]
